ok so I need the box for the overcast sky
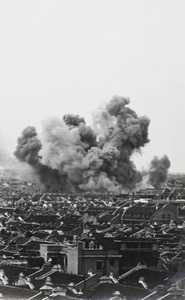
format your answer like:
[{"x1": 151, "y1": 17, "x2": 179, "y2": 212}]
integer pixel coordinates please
[{"x1": 0, "y1": 0, "x2": 184, "y2": 173}]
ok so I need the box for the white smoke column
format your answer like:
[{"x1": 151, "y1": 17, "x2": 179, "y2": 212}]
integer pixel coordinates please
[
  {"x1": 39, "y1": 117, "x2": 84, "y2": 183},
  {"x1": 92, "y1": 104, "x2": 116, "y2": 142}
]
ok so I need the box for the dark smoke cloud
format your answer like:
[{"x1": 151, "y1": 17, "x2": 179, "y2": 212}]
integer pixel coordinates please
[
  {"x1": 14, "y1": 126, "x2": 72, "y2": 191},
  {"x1": 14, "y1": 96, "x2": 150, "y2": 193},
  {"x1": 63, "y1": 114, "x2": 85, "y2": 127},
  {"x1": 14, "y1": 127, "x2": 41, "y2": 165},
  {"x1": 148, "y1": 155, "x2": 171, "y2": 188},
  {"x1": 63, "y1": 114, "x2": 97, "y2": 150}
]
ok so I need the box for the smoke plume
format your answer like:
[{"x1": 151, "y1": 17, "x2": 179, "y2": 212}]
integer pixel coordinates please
[
  {"x1": 148, "y1": 155, "x2": 171, "y2": 188},
  {"x1": 14, "y1": 96, "x2": 151, "y2": 192}
]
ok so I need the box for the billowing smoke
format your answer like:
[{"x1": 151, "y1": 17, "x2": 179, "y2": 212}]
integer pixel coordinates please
[
  {"x1": 148, "y1": 155, "x2": 171, "y2": 188},
  {"x1": 14, "y1": 96, "x2": 150, "y2": 193},
  {"x1": 13, "y1": 126, "x2": 73, "y2": 191}
]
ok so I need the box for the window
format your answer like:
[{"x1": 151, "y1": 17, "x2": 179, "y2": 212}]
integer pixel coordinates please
[
  {"x1": 89, "y1": 241, "x2": 94, "y2": 249},
  {"x1": 162, "y1": 214, "x2": 165, "y2": 219},
  {"x1": 109, "y1": 258, "x2": 115, "y2": 266},
  {"x1": 96, "y1": 261, "x2": 103, "y2": 271},
  {"x1": 94, "y1": 243, "x2": 100, "y2": 249},
  {"x1": 84, "y1": 241, "x2": 89, "y2": 249},
  {"x1": 168, "y1": 214, "x2": 170, "y2": 219}
]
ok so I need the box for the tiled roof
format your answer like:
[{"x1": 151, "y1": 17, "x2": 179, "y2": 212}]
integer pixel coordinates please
[
  {"x1": 119, "y1": 268, "x2": 171, "y2": 289},
  {"x1": 0, "y1": 285, "x2": 42, "y2": 300},
  {"x1": 90, "y1": 282, "x2": 149, "y2": 300}
]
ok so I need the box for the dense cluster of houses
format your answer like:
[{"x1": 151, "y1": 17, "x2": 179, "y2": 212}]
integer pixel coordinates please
[{"x1": 0, "y1": 176, "x2": 185, "y2": 299}]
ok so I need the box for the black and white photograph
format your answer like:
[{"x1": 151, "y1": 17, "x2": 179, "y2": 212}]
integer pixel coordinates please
[{"x1": 0, "y1": 0, "x2": 185, "y2": 299}]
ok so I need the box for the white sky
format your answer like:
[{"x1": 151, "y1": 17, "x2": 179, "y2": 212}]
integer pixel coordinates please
[{"x1": 0, "y1": 0, "x2": 184, "y2": 172}]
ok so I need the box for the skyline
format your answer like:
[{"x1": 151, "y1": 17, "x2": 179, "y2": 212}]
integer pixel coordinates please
[{"x1": 0, "y1": 0, "x2": 185, "y2": 173}]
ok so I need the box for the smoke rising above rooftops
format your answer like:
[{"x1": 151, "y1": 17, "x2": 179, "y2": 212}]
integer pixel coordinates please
[{"x1": 14, "y1": 96, "x2": 170, "y2": 192}]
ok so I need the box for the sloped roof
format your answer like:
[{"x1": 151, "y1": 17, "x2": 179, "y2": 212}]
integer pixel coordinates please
[
  {"x1": 151, "y1": 203, "x2": 177, "y2": 220},
  {"x1": 124, "y1": 204, "x2": 156, "y2": 214},
  {"x1": 119, "y1": 268, "x2": 172, "y2": 289},
  {"x1": 90, "y1": 282, "x2": 149, "y2": 300}
]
